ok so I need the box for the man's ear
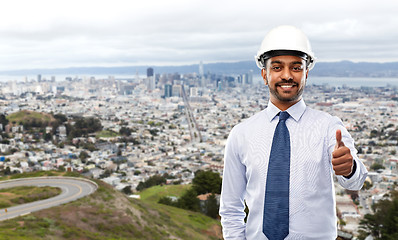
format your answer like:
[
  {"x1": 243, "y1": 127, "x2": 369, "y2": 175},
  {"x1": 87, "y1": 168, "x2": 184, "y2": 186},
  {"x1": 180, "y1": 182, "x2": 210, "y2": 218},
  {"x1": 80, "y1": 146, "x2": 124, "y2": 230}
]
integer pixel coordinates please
[
  {"x1": 304, "y1": 69, "x2": 309, "y2": 85},
  {"x1": 261, "y1": 69, "x2": 268, "y2": 85}
]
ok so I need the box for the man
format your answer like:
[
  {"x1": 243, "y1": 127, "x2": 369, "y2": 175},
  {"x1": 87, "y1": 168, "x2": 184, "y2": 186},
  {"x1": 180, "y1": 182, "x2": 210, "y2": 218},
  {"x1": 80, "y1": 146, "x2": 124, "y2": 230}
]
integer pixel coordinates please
[{"x1": 219, "y1": 25, "x2": 368, "y2": 240}]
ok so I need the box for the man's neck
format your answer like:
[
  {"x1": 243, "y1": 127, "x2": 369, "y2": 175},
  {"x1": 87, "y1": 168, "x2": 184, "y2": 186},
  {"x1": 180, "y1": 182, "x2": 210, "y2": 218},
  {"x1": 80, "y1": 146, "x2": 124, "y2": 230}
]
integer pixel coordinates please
[{"x1": 271, "y1": 99, "x2": 301, "y2": 111}]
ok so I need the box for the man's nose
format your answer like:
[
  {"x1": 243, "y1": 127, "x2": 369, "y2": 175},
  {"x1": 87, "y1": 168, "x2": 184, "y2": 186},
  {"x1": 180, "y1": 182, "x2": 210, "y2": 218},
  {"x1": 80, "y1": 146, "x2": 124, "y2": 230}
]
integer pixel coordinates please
[{"x1": 281, "y1": 68, "x2": 293, "y2": 81}]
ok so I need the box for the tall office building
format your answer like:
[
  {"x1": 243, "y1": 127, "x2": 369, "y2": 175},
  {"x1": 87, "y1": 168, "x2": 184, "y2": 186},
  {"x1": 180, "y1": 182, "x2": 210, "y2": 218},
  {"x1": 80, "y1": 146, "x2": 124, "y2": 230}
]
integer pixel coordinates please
[
  {"x1": 248, "y1": 70, "x2": 253, "y2": 85},
  {"x1": 216, "y1": 79, "x2": 222, "y2": 91},
  {"x1": 198, "y1": 61, "x2": 206, "y2": 87},
  {"x1": 147, "y1": 67, "x2": 154, "y2": 77},
  {"x1": 147, "y1": 77, "x2": 155, "y2": 91},
  {"x1": 164, "y1": 84, "x2": 172, "y2": 98},
  {"x1": 135, "y1": 71, "x2": 140, "y2": 83},
  {"x1": 236, "y1": 75, "x2": 242, "y2": 85},
  {"x1": 199, "y1": 61, "x2": 204, "y2": 77},
  {"x1": 190, "y1": 87, "x2": 198, "y2": 97},
  {"x1": 172, "y1": 85, "x2": 182, "y2": 97},
  {"x1": 242, "y1": 74, "x2": 247, "y2": 85}
]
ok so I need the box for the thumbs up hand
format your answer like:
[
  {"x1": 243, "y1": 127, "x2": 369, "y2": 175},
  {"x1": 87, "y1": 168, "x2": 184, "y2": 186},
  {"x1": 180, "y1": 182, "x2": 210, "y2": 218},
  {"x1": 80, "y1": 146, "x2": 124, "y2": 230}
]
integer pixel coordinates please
[{"x1": 332, "y1": 130, "x2": 353, "y2": 177}]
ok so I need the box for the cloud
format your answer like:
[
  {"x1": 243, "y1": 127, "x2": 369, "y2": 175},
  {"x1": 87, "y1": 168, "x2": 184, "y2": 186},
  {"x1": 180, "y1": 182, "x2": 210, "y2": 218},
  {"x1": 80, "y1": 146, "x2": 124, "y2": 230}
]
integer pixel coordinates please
[{"x1": 0, "y1": 0, "x2": 397, "y2": 71}]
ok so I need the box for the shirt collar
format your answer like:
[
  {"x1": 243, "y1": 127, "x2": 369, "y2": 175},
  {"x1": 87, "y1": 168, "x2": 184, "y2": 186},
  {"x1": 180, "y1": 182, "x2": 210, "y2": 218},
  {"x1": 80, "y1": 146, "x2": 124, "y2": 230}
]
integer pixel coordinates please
[{"x1": 266, "y1": 99, "x2": 306, "y2": 122}]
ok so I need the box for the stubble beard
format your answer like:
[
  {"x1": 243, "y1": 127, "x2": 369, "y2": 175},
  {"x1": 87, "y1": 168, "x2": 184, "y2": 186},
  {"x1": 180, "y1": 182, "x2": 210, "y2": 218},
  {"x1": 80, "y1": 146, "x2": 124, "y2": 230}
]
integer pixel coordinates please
[{"x1": 269, "y1": 83, "x2": 305, "y2": 103}]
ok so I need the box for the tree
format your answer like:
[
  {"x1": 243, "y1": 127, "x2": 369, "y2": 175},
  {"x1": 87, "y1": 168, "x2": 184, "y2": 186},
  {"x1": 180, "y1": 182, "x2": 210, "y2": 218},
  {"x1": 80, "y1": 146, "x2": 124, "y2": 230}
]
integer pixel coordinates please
[
  {"x1": 370, "y1": 163, "x2": 385, "y2": 171},
  {"x1": 82, "y1": 143, "x2": 97, "y2": 151},
  {"x1": 53, "y1": 113, "x2": 67, "y2": 123},
  {"x1": 177, "y1": 188, "x2": 200, "y2": 211},
  {"x1": 0, "y1": 114, "x2": 9, "y2": 126},
  {"x1": 363, "y1": 181, "x2": 373, "y2": 190},
  {"x1": 79, "y1": 151, "x2": 90, "y2": 162},
  {"x1": 119, "y1": 127, "x2": 132, "y2": 136},
  {"x1": 3, "y1": 166, "x2": 11, "y2": 175},
  {"x1": 149, "y1": 128, "x2": 159, "y2": 136},
  {"x1": 358, "y1": 191, "x2": 398, "y2": 240},
  {"x1": 192, "y1": 170, "x2": 222, "y2": 195},
  {"x1": 100, "y1": 169, "x2": 111, "y2": 179},
  {"x1": 158, "y1": 196, "x2": 178, "y2": 207},
  {"x1": 346, "y1": 190, "x2": 359, "y2": 203},
  {"x1": 58, "y1": 165, "x2": 66, "y2": 172},
  {"x1": 205, "y1": 193, "x2": 219, "y2": 219},
  {"x1": 69, "y1": 117, "x2": 103, "y2": 139},
  {"x1": 370, "y1": 130, "x2": 378, "y2": 138},
  {"x1": 122, "y1": 186, "x2": 132, "y2": 195},
  {"x1": 136, "y1": 174, "x2": 167, "y2": 191},
  {"x1": 136, "y1": 182, "x2": 146, "y2": 192},
  {"x1": 44, "y1": 132, "x2": 52, "y2": 142}
]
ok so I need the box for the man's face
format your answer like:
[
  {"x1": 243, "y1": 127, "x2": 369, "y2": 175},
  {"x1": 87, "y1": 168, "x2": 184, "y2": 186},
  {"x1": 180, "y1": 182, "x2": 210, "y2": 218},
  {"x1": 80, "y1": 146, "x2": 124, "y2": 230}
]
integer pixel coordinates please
[{"x1": 261, "y1": 55, "x2": 308, "y2": 110}]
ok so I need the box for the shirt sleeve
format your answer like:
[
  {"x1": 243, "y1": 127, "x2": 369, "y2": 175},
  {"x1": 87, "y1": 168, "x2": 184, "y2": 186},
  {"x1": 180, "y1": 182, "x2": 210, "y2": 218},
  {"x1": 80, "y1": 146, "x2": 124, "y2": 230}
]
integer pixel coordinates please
[
  {"x1": 219, "y1": 126, "x2": 248, "y2": 239},
  {"x1": 328, "y1": 116, "x2": 368, "y2": 191}
]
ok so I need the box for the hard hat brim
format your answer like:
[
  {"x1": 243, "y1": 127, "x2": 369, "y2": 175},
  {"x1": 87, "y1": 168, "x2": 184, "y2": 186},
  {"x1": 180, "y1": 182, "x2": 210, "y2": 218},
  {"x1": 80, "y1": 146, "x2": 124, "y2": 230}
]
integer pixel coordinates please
[
  {"x1": 258, "y1": 50, "x2": 313, "y2": 70},
  {"x1": 260, "y1": 50, "x2": 309, "y2": 62}
]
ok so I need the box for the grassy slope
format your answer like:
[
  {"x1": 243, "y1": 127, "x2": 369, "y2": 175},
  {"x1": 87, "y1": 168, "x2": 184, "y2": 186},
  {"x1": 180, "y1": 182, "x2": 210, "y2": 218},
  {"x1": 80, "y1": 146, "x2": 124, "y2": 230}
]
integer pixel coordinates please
[
  {"x1": 96, "y1": 130, "x2": 120, "y2": 138},
  {"x1": 0, "y1": 172, "x2": 222, "y2": 240},
  {"x1": 139, "y1": 184, "x2": 191, "y2": 202},
  {"x1": 0, "y1": 186, "x2": 62, "y2": 209},
  {"x1": 138, "y1": 184, "x2": 222, "y2": 237},
  {"x1": 6, "y1": 110, "x2": 56, "y2": 125}
]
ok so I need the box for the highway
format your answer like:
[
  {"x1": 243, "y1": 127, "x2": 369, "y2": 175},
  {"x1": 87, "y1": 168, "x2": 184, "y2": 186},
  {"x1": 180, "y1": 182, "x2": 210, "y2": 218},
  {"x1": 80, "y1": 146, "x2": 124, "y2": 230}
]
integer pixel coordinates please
[
  {"x1": 0, "y1": 177, "x2": 98, "y2": 221},
  {"x1": 181, "y1": 85, "x2": 202, "y2": 142}
]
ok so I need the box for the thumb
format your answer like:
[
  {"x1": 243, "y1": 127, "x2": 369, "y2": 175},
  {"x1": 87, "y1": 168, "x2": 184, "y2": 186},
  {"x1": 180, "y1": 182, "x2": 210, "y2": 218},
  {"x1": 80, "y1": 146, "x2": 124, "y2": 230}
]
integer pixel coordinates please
[{"x1": 335, "y1": 129, "x2": 345, "y2": 149}]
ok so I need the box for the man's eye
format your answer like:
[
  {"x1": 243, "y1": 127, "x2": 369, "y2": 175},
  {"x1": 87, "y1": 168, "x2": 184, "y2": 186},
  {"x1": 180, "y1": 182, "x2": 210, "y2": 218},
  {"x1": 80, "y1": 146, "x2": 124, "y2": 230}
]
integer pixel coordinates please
[
  {"x1": 292, "y1": 66, "x2": 303, "y2": 71},
  {"x1": 272, "y1": 66, "x2": 281, "y2": 71}
]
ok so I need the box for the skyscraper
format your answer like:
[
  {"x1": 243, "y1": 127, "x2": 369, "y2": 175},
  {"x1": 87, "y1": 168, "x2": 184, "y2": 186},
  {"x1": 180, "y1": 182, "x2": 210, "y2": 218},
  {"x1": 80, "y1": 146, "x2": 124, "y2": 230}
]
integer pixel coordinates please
[
  {"x1": 199, "y1": 61, "x2": 204, "y2": 77},
  {"x1": 147, "y1": 67, "x2": 154, "y2": 77},
  {"x1": 172, "y1": 85, "x2": 182, "y2": 97},
  {"x1": 190, "y1": 87, "x2": 198, "y2": 97},
  {"x1": 248, "y1": 70, "x2": 253, "y2": 85},
  {"x1": 164, "y1": 84, "x2": 172, "y2": 98},
  {"x1": 147, "y1": 77, "x2": 155, "y2": 91},
  {"x1": 199, "y1": 61, "x2": 206, "y2": 87}
]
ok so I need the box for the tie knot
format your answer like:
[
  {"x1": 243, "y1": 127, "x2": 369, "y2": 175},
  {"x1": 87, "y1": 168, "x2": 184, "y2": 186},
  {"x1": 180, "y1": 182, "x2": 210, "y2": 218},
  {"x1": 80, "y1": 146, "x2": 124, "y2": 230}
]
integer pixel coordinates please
[{"x1": 279, "y1": 111, "x2": 290, "y2": 121}]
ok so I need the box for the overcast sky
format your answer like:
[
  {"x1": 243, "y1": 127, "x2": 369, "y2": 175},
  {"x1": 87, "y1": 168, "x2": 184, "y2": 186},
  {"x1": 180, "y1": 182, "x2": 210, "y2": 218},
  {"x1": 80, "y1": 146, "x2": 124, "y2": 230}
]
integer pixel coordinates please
[{"x1": 0, "y1": 0, "x2": 397, "y2": 71}]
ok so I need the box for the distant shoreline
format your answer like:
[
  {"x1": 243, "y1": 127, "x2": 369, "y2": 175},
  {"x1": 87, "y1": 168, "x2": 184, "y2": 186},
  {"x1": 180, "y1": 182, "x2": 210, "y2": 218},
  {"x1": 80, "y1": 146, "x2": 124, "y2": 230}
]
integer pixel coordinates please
[
  {"x1": 1, "y1": 60, "x2": 398, "y2": 79},
  {"x1": 309, "y1": 76, "x2": 398, "y2": 87},
  {"x1": 0, "y1": 74, "x2": 397, "y2": 88}
]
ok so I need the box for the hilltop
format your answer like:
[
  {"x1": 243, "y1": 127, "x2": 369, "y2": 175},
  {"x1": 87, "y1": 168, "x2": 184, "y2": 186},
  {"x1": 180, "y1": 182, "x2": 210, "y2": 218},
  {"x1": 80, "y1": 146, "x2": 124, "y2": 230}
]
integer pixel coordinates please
[
  {"x1": 6, "y1": 110, "x2": 56, "y2": 126},
  {"x1": 0, "y1": 172, "x2": 222, "y2": 240}
]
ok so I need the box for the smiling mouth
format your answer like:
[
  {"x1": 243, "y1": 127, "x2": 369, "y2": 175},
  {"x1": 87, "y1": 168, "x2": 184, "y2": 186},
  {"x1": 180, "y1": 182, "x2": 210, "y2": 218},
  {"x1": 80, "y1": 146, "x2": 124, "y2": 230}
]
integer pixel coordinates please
[{"x1": 276, "y1": 83, "x2": 298, "y2": 89}]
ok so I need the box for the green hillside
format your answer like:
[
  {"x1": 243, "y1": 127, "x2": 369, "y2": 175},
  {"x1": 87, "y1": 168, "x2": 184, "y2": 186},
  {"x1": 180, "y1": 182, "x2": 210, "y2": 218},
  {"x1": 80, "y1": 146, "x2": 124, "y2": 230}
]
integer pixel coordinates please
[
  {"x1": 139, "y1": 184, "x2": 191, "y2": 202},
  {"x1": 0, "y1": 186, "x2": 61, "y2": 209},
  {"x1": 6, "y1": 110, "x2": 56, "y2": 126},
  {"x1": 0, "y1": 172, "x2": 222, "y2": 240}
]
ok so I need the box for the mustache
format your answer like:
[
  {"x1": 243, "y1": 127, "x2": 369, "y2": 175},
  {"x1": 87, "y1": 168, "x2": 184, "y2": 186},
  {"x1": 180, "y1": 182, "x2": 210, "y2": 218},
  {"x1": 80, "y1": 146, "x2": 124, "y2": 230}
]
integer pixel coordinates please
[{"x1": 275, "y1": 80, "x2": 297, "y2": 85}]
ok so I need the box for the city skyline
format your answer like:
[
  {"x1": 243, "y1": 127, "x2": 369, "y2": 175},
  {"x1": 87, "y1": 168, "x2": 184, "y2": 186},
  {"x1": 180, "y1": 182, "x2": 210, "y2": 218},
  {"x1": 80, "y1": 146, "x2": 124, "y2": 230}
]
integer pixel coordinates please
[
  {"x1": 1, "y1": 0, "x2": 398, "y2": 71},
  {"x1": 0, "y1": 68, "x2": 396, "y2": 237}
]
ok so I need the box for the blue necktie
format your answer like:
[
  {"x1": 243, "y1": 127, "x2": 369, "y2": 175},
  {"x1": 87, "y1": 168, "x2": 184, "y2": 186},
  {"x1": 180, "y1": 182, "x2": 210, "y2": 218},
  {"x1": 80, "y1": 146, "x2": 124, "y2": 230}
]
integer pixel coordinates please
[{"x1": 263, "y1": 111, "x2": 290, "y2": 240}]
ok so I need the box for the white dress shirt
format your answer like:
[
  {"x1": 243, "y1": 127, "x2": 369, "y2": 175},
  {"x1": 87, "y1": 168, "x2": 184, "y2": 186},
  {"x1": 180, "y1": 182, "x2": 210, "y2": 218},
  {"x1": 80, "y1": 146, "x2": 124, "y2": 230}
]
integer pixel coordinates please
[{"x1": 219, "y1": 99, "x2": 368, "y2": 240}]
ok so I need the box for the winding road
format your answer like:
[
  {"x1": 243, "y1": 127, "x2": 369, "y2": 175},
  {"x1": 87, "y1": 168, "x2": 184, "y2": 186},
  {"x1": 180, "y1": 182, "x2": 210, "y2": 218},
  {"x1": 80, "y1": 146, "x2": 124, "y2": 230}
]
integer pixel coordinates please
[{"x1": 0, "y1": 177, "x2": 98, "y2": 221}]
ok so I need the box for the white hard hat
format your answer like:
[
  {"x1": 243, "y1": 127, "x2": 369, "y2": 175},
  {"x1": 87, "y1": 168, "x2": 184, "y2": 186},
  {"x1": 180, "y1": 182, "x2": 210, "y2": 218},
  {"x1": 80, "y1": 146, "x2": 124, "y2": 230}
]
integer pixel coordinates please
[{"x1": 255, "y1": 25, "x2": 316, "y2": 70}]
